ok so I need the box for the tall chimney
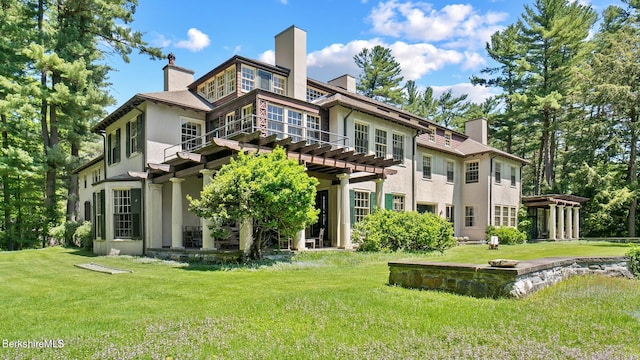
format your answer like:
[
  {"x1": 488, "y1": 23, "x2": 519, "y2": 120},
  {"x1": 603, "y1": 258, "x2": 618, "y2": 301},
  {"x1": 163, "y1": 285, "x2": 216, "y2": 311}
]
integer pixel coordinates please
[
  {"x1": 465, "y1": 118, "x2": 488, "y2": 145},
  {"x1": 163, "y1": 53, "x2": 195, "y2": 91},
  {"x1": 328, "y1": 74, "x2": 356, "y2": 93},
  {"x1": 275, "y1": 26, "x2": 307, "y2": 101}
]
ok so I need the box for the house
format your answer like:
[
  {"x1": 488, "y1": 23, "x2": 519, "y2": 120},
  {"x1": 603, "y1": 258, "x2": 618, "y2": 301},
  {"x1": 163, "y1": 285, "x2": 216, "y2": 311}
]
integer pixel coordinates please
[{"x1": 74, "y1": 26, "x2": 528, "y2": 256}]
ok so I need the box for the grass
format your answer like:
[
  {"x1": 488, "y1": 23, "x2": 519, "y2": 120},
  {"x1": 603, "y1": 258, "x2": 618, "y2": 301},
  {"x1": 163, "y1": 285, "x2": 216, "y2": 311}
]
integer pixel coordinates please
[{"x1": 0, "y1": 241, "x2": 638, "y2": 359}]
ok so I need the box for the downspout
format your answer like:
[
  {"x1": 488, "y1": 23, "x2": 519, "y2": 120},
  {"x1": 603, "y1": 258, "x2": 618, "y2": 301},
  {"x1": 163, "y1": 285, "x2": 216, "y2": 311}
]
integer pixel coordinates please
[
  {"x1": 134, "y1": 104, "x2": 147, "y2": 256},
  {"x1": 489, "y1": 155, "x2": 496, "y2": 231},
  {"x1": 343, "y1": 108, "x2": 354, "y2": 141},
  {"x1": 412, "y1": 131, "x2": 422, "y2": 211}
]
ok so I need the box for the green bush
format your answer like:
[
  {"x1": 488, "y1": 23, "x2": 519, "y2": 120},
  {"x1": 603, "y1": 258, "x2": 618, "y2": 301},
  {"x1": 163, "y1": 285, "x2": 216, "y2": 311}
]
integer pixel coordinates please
[
  {"x1": 627, "y1": 247, "x2": 640, "y2": 278},
  {"x1": 352, "y1": 210, "x2": 455, "y2": 252},
  {"x1": 485, "y1": 226, "x2": 527, "y2": 245},
  {"x1": 74, "y1": 221, "x2": 93, "y2": 250}
]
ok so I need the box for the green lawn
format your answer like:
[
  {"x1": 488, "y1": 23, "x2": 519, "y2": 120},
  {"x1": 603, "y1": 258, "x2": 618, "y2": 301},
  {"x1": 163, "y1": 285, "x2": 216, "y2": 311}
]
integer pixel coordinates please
[{"x1": 0, "y1": 242, "x2": 638, "y2": 359}]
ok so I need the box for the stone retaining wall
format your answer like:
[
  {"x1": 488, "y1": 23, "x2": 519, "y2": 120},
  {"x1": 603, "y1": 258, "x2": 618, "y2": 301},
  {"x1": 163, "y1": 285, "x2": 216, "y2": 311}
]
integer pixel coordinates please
[
  {"x1": 388, "y1": 256, "x2": 632, "y2": 299},
  {"x1": 146, "y1": 248, "x2": 245, "y2": 263}
]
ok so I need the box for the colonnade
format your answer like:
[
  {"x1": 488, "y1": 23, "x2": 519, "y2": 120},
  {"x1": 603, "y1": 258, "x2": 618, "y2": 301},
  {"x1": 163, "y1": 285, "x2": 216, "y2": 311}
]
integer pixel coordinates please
[{"x1": 546, "y1": 203, "x2": 580, "y2": 240}]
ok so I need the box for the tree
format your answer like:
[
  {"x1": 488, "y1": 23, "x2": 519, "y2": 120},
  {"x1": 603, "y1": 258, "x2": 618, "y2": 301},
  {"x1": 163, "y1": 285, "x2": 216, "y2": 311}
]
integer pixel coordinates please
[
  {"x1": 403, "y1": 81, "x2": 437, "y2": 119},
  {"x1": 432, "y1": 90, "x2": 470, "y2": 131},
  {"x1": 354, "y1": 45, "x2": 404, "y2": 105},
  {"x1": 189, "y1": 148, "x2": 319, "y2": 260}
]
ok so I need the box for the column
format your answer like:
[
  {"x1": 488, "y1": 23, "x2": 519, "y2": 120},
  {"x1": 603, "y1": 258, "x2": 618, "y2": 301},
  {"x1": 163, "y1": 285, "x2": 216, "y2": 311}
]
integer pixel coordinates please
[
  {"x1": 566, "y1": 206, "x2": 573, "y2": 239},
  {"x1": 170, "y1": 178, "x2": 185, "y2": 249},
  {"x1": 557, "y1": 205, "x2": 565, "y2": 240},
  {"x1": 548, "y1": 204, "x2": 557, "y2": 240},
  {"x1": 573, "y1": 207, "x2": 580, "y2": 239},
  {"x1": 147, "y1": 183, "x2": 163, "y2": 249},
  {"x1": 293, "y1": 228, "x2": 305, "y2": 250},
  {"x1": 374, "y1": 178, "x2": 384, "y2": 211},
  {"x1": 200, "y1": 169, "x2": 217, "y2": 250},
  {"x1": 337, "y1": 173, "x2": 351, "y2": 249},
  {"x1": 239, "y1": 218, "x2": 253, "y2": 254}
]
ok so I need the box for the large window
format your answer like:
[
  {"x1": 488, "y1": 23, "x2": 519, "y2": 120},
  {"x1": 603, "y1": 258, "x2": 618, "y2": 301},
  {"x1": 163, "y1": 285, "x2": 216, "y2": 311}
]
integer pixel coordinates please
[
  {"x1": 354, "y1": 123, "x2": 369, "y2": 154},
  {"x1": 392, "y1": 133, "x2": 404, "y2": 162},
  {"x1": 306, "y1": 115, "x2": 321, "y2": 144},
  {"x1": 113, "y1": 190, "x2": 132, "y2": 238},
  {"x1": 511, "y1": 166, "x2": 517, "y2": 187},
  {"x1": 199, "y1": 65, "x2": 236, "y2": 101},
  {"x1": 95, "y1": 192, "x2": 103, "y2": 238},
  {"x1": 108, "y1": 129, "x2": 121, "y2": 165},
  {"x1": 422, "y1": 155, "x2": 432, "y2": 179},
  {"x1": 465, "y1": 206, "x2": 475, "y2": 227},
  {"x1": 240, "y1": 65, "x2": 285, "y2": 95},
  {"x1": 446, "y1": 205, "x2": 454, "y2": 226},
  {"x1": 465, "y1": 161, "x2": 479, "y2": 184},
  {"x1": 446, "y1": 160, "x2": 455, "y2": 183},
  {"x1": 375, "y1": 129, "x2": 387, "y2": 158},
  {"x1": 267, "y1": 104, "x2": 284, "y2": 138},
  {"x1": 181, "y1": 120, "x2": 202, "y2": 151},
  {"x1": 495, "y1": 162, "x2": 502, "y2": 184},
  {"x1": 494, "y1": 205, "x2": 501, "y2": 226},
  {"x1": 287, "y1": 110, "x2": 303, "y2": 142},
  {"x1": 494, "y1": 204, "x2": 518, "y2": 227},
  {"x1": 353, "y1": 191, "x2": 370, "y2": 223},
  {"x1": 417, "y1": 204, "x2": 436, "y2": 214},
  {"x1": 392, "y1": 194, "x2": 405, "y2": 212},
  {"x1": 241, "y1": 65, "x2": 255, "y2": 92}
]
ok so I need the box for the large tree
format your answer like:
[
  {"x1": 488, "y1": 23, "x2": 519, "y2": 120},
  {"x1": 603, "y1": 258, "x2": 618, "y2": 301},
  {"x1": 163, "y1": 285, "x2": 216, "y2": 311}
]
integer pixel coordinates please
[
  {"x1": 189, "y1": 148, "x2": 319, "y2": 260},
  {"x1": 354, "y1": 45, "x2": 404, "y2": 105}
]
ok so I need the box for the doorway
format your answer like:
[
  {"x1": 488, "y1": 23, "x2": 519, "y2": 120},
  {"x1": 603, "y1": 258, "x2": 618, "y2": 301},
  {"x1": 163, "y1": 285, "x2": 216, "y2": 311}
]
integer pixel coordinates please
[{"x1": 310, "y1": 190, "x2": 328, "y2": 240}]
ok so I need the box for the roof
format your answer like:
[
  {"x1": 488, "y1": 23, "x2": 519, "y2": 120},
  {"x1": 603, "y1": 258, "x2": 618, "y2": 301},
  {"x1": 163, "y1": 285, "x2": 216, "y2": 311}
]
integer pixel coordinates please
[
  {"x1": 523, "y1": 194, "x2": 589, "y2": 208},
  {"x1": 92, "y1": 90, "x2": 213, "y2": 132},
  {"x1": 72, "y1": 155, "x2": 104, "y2": 174},
  {"x1": 416, "y1": 133, "x2": 528, "y2": 164}
]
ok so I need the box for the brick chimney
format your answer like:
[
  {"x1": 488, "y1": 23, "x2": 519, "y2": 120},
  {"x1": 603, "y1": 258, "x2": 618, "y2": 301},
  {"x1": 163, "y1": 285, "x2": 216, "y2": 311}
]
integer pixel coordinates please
[
  {"x1": 275, "y1": 26, "x2": 307, "y2": 101},
  {"x1": 163, "y1": 53, "x2": 194, "y2": 91},
  {"x1": 465, "y1": 118, "x2": 488, "y2": 145}
]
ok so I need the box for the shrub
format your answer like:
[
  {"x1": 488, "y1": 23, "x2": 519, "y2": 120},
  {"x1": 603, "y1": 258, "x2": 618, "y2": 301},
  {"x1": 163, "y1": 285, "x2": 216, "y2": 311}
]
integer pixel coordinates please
[
  {"x1": 485, "y1": 226, "x2": 527, "y2": 245},
  {"x1": 352, "y1": 210, "x2": 455, "y2": 252},
  {"x1": 74, "y1": 221, "x2": 93, "y2": 250},
  {"x1": 627, "y1": 247, "x2": 640, "y2": 278}
]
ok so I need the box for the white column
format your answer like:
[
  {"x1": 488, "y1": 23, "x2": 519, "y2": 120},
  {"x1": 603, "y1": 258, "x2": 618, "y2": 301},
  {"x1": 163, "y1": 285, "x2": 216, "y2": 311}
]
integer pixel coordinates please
[
  {"x1": 293, "y1": 228, "x2": 305, "y2": 250},
  {"x1": 147, "y1": 183, "x2": 163, "y2": 249},
  {"x1": 557, "y1": 205, "x2": 565, "y2": 240},
  {"x1": 566, "y1": 206, "x2": 573, "y2": 239},
  {"x1": 374, "y1": 178, "x2": 384, "y2": 211},
  {"x1": 548, "y1": 204, "x2": 557, "y2": 240},
  {"x1": 200, "y1": 169, "x2": 216, "y2": 250},
  {"x1": 337, "y1": 173, "x2": 351, "y2": 249},
  {"x1": 170, "y1": 178, "x2": 185, "y2": 249},
  {"x1": 573, "y1": 207, "x2": 580, "y2": 239},
  {"x1": 239, "y1": 218, "x2": 253, "y2": 254}
]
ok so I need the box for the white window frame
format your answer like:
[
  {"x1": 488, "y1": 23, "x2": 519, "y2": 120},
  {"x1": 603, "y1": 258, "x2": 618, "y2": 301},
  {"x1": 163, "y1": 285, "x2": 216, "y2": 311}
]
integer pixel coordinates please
[
  {"x1": 287, "y1": 110, "x2": 303, "y2": 142},
  {"x1": 510, "y1": 207, "x2": 517, "y2": 227},
  {"x1": 375, "y1": 129, "x2": 387, "y2": 158},
  {"x1": 354, "y1": 122, "x2": 369, "y2": 154},
  {"x1": 129, "y1": 118, "x2": 139, "y2": 155},
  {"x1": 181, "y1": 118, "x2": 204, "y2": 152},
  {"x1": 494, "y1": 205, "x2": 501, "y2": 226},
  {"x1": 444, "y1": 131, "x2": 452, "y2": 147},
  {"x1": 306, "y1": 114, "x2": 321, "y2": 144},
  {"x1": 446, "y1": 204, "x2": 454, "y2": 226},
  {"x1": 95, "y1": 192, "x2": 103, "y2": 239},
  {"x1": 511, "y1": 165, "x2": 517, "y2": 187},
  {"x1": 427, "y1": 127, "x2": 436, "y2": 142},
  {"x1": 465, "y1": 161, "x2": 479, "y2": 184},
  {"x1": 354, "y1": 190, "x2": 370, "y2": 223},
  {"x1": 392, "y1": 133, "x2": 404, "y2": 163},
  {"x1": 465, "y1": 206, "x2": 476, "y2": 227},
  {"x1": 273, "y1": 75, "x2": 286, "y2": 95},
  {"x1": 113, "y1": 189, "x2": 132, "y2": 239},
  {"x1": 267, "y1": 104, "x2": 284, "y2": 138},
  {"x1": 392, "y1": 194, "x2": 405, "y2": 212},
  {"x1": 422, "y1": 155, "x2": 432, "y2": 180},
  {"x1": 241, "y1": 65, "x2": 255, "y2": 92},
  {"x1": 446, "y1": 160, "x2": 455, "y2": 183},
  {"x1": 306, "y1": 87, "x2": 328, "y2": 102},
  {"x1": 225, "y1": 66, "x2": 236, "y2": 95},
  {"x1": 495, "y1": 161, "x2": 502, "y2": 184}
]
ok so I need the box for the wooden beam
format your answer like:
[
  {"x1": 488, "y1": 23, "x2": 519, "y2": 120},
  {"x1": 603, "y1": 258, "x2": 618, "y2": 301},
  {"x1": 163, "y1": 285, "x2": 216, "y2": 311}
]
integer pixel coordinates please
[
  {"x1": 127, "y1": 171, "x2": 149, "y2": 179},
  {"x1": 177, "y1": 151, "x2": 204, "y2": 163},
  {"x1": 147, "y1": 163, "x2": 171, "y2": 173},
  {"x1": 311, "y1": 144, "x2": 333, "y2": 156},
  {"x1": 298, "y1": 142, "x2": 320, "y2": 154},
  {"x1": 286, "y1": 139, "x2": 309, "y2": 152}
]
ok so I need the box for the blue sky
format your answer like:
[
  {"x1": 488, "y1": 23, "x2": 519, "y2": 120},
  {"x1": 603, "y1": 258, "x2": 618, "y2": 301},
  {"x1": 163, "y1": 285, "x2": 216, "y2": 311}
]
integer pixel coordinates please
[{"x1": 105, "y1": 0, "x2": 617, "y2": 111}]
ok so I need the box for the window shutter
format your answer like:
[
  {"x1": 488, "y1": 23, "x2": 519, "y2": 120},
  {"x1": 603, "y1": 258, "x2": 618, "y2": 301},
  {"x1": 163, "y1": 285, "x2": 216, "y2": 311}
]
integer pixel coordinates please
[
  {"x1": 114, "y1": 129, "x2": 121, "y2": 163},
  {"x1": 136, "y1": 114, "x2": 144, "y2": 153},
  {"x1": 131, "y1": 188, "x2": 142, "y2": 240},
  {"x1": 107, "y1": 134, "x2": 112, "y2": 164},
  {"x1": 125, "y1": 121, "x2": 131, "y2": 158},
  {"x1": 92, "y1": 192, "x2": 97, "y2": 238},
  {"x1": 385, "y1": 193, "x2": 393, "y2": 210},
  {"x1": 349, "y1": 190, "x2": 355, "y2": 225},
  {"x1": 100, "y1": 190, "x2": 106, "y2": 239},
  {"x1": 369, "y1": 192, "x2": 376, "y2": 213}
]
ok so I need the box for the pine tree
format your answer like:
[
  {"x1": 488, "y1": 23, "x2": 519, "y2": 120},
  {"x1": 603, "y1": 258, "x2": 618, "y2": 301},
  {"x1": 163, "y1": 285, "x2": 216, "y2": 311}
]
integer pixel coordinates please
[{"x1": 354, "y1": 45, "x2": 405, "y2": 106}]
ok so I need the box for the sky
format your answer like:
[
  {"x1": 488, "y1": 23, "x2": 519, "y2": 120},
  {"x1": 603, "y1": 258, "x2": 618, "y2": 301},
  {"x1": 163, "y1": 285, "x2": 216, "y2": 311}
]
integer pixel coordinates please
[{"x1": 104, "y1": 0, "x2": 618, "y2": 111}]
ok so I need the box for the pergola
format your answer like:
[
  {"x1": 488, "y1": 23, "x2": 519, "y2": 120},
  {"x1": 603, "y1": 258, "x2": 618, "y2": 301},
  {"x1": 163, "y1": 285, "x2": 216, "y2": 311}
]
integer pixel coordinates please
[{"x1": 522, "y1": 194, "x2": 589, "y2": 240}]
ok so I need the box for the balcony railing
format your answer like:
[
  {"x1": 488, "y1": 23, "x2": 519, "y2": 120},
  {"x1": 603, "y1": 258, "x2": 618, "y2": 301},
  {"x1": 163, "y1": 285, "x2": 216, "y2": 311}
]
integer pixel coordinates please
[{"x1": 164, "y1": 115, "x2": 350, "y2": 161}]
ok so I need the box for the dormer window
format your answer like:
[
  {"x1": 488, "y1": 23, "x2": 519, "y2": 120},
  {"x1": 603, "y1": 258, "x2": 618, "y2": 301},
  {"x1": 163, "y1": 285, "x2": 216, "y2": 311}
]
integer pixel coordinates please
[
  {"x1": 307, "y1": 87, "x2": 328, "y2": 102},
  {"x1": 241, "y1": 65, "x2": 286, "y2": 95},
  {"x1": 198, "y1": 65, "x2": 236, "y2": 102}
]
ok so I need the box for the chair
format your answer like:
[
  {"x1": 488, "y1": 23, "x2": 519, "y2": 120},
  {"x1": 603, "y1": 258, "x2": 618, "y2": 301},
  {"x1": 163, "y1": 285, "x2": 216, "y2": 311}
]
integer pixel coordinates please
[{"x1": 305, "y1": 228, "x2": 324, "y2": 249}]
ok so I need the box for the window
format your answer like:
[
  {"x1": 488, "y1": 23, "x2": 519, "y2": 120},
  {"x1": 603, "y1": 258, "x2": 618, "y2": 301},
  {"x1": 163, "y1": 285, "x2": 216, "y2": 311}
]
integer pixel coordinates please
[
  {"x1": 113, "y1": 190, "x2": 132, "y2": 238},
  {"x1": 502, "y1": 206, "x2": 510, "y2": 226},
  {"x1": 127, "y1": 115, "x2": 142, "y2": 157},
  {"x1": 465, "y1": 161, "x2": 479, "y2": 184},
  {"x1": 426, "y1": 127, "x2": 435, "y2": 142},
  {"x1": 181, "y1": 121, "x2": 202, "y2": 151},
  {"x1": 417, "y1": 204, "x2": 435, "y2": 214},
  {"x1": 267, "y1": 104, "x2": 284, "y2": 138},
  {"x1": 392, "y1": 195, "x2": 405, "y2": 212},
  {"x1": 287, "y1": 110, "x2": 303, "y2": 142},
  {"x1": 446, "y1": 205, "x2": 454, "y2": 226},
  {"x1": 241, "y1": 65, "x2": 255, "y2": 92},
  {"x1": 446, "y1": 160, "x2": 455, "y2": 183},
  {"x1": 495, "y1": 162, "x2": 502, "y2": 184},
  {"x1": 307, "y1": 87, "x2": 327, "y2": 102},
  {"x1": 445, "y1": 132, "x2": 452, "y2": 147},
  {"x1": 216, "y1": 73, "x2": 225, "y2": 99},
  {"x1": 465, "y1": 206, "x2": 475, "y2": 227},
  {"x1": 510, "y1": 207, "x2": 517, "y2": 227},
  {"x1": 375, "y1": 129, "x2": 387, "y2": 158},
  {"x1": 225, "y1": 66, "x2": 236, "y2": 94},
  {"x1": 422, "y1": 155, "x2": 432, "y2": 179},
  {"x1": 353, "y1": 191, "x2": 370, "y2": 223},
  {"x1": 494, "y1": 205, "x2": 501, "y2": 226},
  {"x1": 83, "y1": 175, "x2": 87, "y2": 188},
  {"x1": 354, "y1": 123, "x2": 369, "y2": 154},
  {"x1": 273, "y1": 75, "x2": 286, "y2": 95},
  {"x1": 241, "y1": 105, "x2": 253, "y2": 132},
  {"x1": 392, "y1": 133, "x2": 404, "y2": 162},
  {"x1": 198, "y1": 65, "x2": 236, "y2": 101},
  {"x1": 95, "y1": 192, "x2": 103, "y2": 238},
  {"x1": 92, "y1": 168, "x2": 101, "y2": 183},
  {"x1": 511, "y1": 166, "x2": 517, "y2": 187},
  {"x1": 201, "y1": 79, "x2": 215, "y2": 101},
  {"x1": 108, "y1": 129, "x2": 121, "y2": 165},
  {"x1": 225, "y1": 112, "x2": 236, "y2": 136},
  {"x1": 257, "y1": 69, "x2": 272, "y2": 91},
  {"x1": 306, "y1": 115, "x2": 321, "y2": 144}
]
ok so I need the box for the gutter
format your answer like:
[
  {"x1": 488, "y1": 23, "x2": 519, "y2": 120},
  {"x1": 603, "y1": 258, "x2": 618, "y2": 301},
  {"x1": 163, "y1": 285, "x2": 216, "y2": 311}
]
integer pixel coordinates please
[{"x1": 134, "y1": 105, "x2": 147, "y2": 256}]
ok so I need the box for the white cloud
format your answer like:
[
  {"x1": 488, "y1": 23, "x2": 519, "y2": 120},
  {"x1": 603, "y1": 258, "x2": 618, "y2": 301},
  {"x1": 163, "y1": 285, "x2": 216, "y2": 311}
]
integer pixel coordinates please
[
  {"x1": 150, "y1": 33, "x2": 171, "y2": 48},
  {"x1": 431, "y1": 83, "x2": 499, "y2": 104},
  {"x1": 368, "y1": 1, "x2": 508, "y2": 49},
  {"x1": 259, "y1": 49, "x2": 275, "y2": 64},
  {"x1": 174, "y1": 28, "x2": 210, "y2": 52}
]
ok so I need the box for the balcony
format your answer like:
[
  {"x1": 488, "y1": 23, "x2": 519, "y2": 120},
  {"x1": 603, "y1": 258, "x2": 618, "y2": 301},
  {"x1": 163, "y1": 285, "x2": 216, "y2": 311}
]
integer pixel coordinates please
[{"x1": 164, "y1": 115, "x2": 350, "y2": 161}]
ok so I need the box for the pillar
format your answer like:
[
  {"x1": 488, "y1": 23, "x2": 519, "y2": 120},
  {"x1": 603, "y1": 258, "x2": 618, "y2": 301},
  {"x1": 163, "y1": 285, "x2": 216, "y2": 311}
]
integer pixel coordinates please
[
  {"x1": 293, "y1": 228, "x2": 305, "y2": 250},
  {"x1": 374, "y1": 178, "x2": 384, "y2": 211},
  {"x1": 200, "y1": 169, "x2": 217, "y2": 250},
  {"x1": 147, "y1": 183, "x2": 163, "y2": 249},
  {"x1": 566, "y1": 206, "x2": 573, "y2": 239},
  {"x1": 170, "y1": 178, "x2": 185, "y2": 249},
  {"x1": 337, "y1": 173, "x2": 351, "y2": 249},
  {"x1": 239, "y1": 218, "x2": 253, "y2": 254},
  {"x1": 573, "y1": 207, "x2": 580, "y2": 239},
  {"x1": 548, "y1": 204, "x2": 557, "y2": 240},
  {"x1": 557, "y1": 205, "x2": 565, "y2": 240}
]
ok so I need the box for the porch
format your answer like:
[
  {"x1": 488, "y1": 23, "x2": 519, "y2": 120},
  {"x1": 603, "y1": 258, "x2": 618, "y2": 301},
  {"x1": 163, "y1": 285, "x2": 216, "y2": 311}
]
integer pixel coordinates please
[{"x1": 522, "y1": 195, "x2": 588, "y2": 240}]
